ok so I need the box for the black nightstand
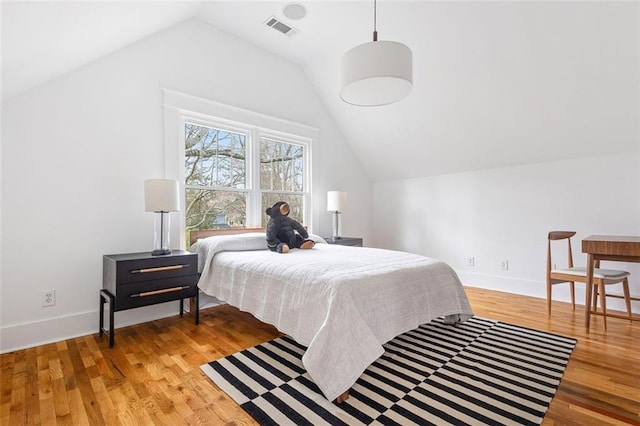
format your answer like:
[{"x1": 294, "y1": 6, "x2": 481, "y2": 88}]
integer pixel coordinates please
[
  {"x1": 324, "y1": 237, "x2": 363, "y2": 247},
  {"x1": 100, "y1": 250, "x2": 199, "y2": 347}
]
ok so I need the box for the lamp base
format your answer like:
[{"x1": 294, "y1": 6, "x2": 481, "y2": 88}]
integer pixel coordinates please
[
  {"x1": 151, "y1": 249, "x2": 172, "y2": 256},
  {"x1": 332, "y1": 211, "x2": 342, "y2": 240}
]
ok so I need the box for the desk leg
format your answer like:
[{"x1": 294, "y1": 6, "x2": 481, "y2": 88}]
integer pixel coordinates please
[{"x1": 585, "y1": 254, "x2": 594, "y2": 330}]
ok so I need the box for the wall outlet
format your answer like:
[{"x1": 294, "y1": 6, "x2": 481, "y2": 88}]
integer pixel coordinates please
[
  {"x1": 467, "y1": 257, "x2": 475, "y2": 267},
  {"x1": 42, "y1": 290, "x2": 56, "y2": 307},
  {"x1": 501, "y1": 260, "x2": 509, "y2": 270}
]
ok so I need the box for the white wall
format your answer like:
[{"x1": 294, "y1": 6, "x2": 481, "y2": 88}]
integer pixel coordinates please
[
  {"x1": 373, "y1": 153, "x2": 640, "y2": 312},
  {"x1": 0, "y1": 18, "x2": 372, "y2": 352},
  {"x1": 2, "y1": 12, "x2": 636, "y2": 353}
]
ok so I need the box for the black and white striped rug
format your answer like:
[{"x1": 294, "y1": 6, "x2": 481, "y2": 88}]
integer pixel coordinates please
[{"x1": 201, "y1": 317, "x2": 577, "y2": 425}]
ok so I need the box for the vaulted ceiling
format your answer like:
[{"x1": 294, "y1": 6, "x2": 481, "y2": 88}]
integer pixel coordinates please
[{"x1": 2, "y1": 1, "x2": 637, "y2": 181}]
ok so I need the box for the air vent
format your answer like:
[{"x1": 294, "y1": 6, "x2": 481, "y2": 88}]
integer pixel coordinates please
[{"x1": 264, "y1": 16, "x2": 297, "y2": 36}]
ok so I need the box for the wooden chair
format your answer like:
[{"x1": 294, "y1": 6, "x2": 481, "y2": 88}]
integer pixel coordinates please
[{"x1": 546, "y1": 231, "x2": 632, "y2": 329}]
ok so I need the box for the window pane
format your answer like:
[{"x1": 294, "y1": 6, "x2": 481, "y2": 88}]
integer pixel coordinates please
[
  {"x1": 261, "y1": 193, "x2": 304, "y2": 227},
  {"x1": 183, "y1": 117, "x2": 309, "y2": 234},
  {"x1": 260, "y1": 138, "x2": 304, "y2": 192},
  {"x1": 185, "y1": 188, "x2": 246, "y2": 231},
  {"x1": 185, "y1": 123, "x2": 246, "y2": 189}
]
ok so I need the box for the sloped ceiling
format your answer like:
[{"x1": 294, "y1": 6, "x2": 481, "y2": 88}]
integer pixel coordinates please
[{"x1": 2, "y1": 1, "x2": 638, "y2": 181}]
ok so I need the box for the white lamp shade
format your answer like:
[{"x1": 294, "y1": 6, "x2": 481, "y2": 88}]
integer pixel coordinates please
[
  {"x1": 340, "y1": 40, "x2": 413, "y2": 106},
  {"x1": 144, "y1": 179, "x2": 179, "y2": 212},
  {"x1": 327, "y1": 191, "x2": 347, "y2": 212}
]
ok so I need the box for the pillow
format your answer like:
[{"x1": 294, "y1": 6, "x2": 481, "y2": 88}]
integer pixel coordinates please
[{"x1": 308, "y1": 233, "x2": 327, "y2": 244}]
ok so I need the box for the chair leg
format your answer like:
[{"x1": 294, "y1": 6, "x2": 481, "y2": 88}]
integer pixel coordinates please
[
  {"x1": 592, "y1": 284, "x2": 598, "y2": 311},
  {"x1": 546, "y1": 279, "x2": 552, "y2": 315},
  {"x1": 598, "y1": 281, "x2": 607, "y2": 330},
  {"x1": 622, "y1": 278, "x2": 632, "y2": 322}
]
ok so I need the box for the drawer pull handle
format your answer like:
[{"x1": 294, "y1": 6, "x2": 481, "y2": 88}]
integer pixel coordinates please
[
  {"x1": 130, "y1": 264, "x2": 189, "y2": 274},
  {"x1": 131, "y1": 285, "x2": 190, "y2": 298}
]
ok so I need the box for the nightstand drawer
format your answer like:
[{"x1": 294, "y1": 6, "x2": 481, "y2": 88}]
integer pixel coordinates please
[
  {"x1": 114, "y1": 275, "x2": 198, "y2": 310},
  {"x1": 104, "y1": 252, "x2": 197, "y2": 288}
]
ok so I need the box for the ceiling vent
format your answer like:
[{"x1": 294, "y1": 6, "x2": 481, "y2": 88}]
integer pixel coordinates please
[{"x1": 264, "y1": 16, "x2": 297, "y2": 36}]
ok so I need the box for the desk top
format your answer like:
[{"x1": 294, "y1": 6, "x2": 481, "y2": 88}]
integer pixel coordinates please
[{"x1": 582, "y1": 235, "x2": 640, "y2": 257}]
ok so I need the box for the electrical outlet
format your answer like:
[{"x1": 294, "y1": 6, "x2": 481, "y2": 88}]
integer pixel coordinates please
[
  {"x1": 42, "y1": 290, "x2": 55, "y2": 307},
  {"x1": 501, "y1": 260, "x2": 509, "y2": 270},
  {"x1": 467, "y1": 257, "x2": 475, "y2": 267}
]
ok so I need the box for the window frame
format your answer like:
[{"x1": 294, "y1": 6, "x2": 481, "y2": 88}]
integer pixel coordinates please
[{"x1": 163, "y1": 89, "x2": 317, "y2": 249}]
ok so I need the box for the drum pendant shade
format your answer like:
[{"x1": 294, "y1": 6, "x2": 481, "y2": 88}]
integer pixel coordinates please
[{"x1": 340, "y1": 40, "x2": 413, "y2": 106}]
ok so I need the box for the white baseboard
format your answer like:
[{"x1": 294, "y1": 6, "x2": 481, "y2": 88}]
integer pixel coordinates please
[
  {"x1": 457, "y1": 270, "x2": 633, "y2": 312},
  {"x1": 1, "y1": 310, "x2": 99, "y2": 354},
  {"x1": 1, "y1": 294, "x2": 224, "y2": 354}
]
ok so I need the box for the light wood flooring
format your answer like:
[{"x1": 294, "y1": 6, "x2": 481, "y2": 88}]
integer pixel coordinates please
[{"x1": 1, "y1": 287, "x2": 638, "y2": 425}]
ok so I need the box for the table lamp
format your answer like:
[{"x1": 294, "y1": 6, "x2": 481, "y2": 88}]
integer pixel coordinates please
[
  {"x1": 144, "y1": 179, "x2": 179, "y2": 256},
  {"x1": 327, "y1": 191, "x2": 347, "y2": 240}
]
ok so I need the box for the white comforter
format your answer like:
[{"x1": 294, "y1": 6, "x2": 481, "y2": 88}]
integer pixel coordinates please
[{"x1": 193, "y1": 233, "x2": 473, "y2": 401}]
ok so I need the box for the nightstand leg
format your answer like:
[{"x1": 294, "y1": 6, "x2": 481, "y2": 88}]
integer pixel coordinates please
[
  {"x1": 99, "y1": 290, "x2": 116, "y2": 348},
  {"x1": 179, "y1": 299, "x2": 184, "y2": 317},
  {"x1": 109, "y1": 294, "x2": 115, "y2": 347},
  {"x1": 99, "y1": 292, "x2": 105, "y2": 336}
]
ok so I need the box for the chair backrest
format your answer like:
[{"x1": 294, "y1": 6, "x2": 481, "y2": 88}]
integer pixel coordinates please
[{"x1": 547, "y1": 231, "x2": 576, "y2": 275}]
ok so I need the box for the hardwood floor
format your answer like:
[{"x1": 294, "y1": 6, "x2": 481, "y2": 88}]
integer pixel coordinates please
[{"x1": 1, "y1": 287, "x2": 638, "y2": 425}]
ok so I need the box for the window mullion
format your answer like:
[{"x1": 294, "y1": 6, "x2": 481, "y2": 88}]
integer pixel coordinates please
[{"x1": 246, "y1": 128, "x2": 262, "y2": 227}]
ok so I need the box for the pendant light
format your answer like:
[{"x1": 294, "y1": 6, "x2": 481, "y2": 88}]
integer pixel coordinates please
[{"x1": 340, "y1": 0, "x2": 413, "y2": 106}]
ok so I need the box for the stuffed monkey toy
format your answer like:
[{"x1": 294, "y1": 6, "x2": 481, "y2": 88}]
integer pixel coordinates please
[{"x1": 265, "y1": 201, "x2": 315, "y2": 253}]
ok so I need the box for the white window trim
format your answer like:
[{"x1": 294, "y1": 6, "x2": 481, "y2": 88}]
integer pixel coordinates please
[{"x1": 162, "y1": 89, "x2": 318, "y2": 249}]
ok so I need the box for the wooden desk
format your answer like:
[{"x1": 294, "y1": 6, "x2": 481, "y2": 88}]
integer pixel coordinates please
[{"x1": 582, "y1": 235, "x2": 640, "y2": 329}]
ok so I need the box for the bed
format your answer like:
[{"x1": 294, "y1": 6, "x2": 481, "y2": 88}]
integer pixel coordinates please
[{"x1": 190, "y1": 228, "x2": 473, "y2": 402}]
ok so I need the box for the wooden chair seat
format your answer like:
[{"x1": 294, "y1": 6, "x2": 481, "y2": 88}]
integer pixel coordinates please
[{"x1": 550, "y1": 267, "x2": 630, "y2": 281}]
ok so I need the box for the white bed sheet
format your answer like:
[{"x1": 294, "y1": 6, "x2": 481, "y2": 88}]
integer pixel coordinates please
[{"x1": 193, "y1": 233, "x2": 473, "y2": 401}]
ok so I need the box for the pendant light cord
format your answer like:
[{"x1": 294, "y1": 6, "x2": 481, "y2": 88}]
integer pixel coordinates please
[{"x1": 373, "y1": 0, "x2": 378, "y2": 41}]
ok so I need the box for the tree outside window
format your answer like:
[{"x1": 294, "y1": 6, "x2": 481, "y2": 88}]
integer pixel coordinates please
[
  {"x1": 185, "y1": 122, "x2": 309, "y2": 232},
  {"x1": 260, "y1": 137, "x2": 305, "y2": 227}
]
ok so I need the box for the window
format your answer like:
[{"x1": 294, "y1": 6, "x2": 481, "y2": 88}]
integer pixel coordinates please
[
  {"x1": 184, "y1": 121, "x2": 310, "y2": 232},
  {"x1": 163, "y1": 89, "x2": 317, "y2": 247}
]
